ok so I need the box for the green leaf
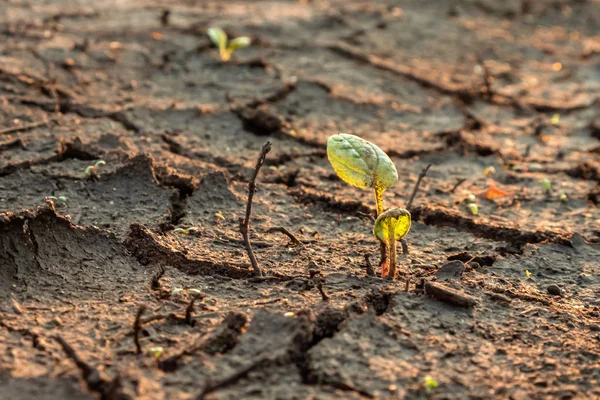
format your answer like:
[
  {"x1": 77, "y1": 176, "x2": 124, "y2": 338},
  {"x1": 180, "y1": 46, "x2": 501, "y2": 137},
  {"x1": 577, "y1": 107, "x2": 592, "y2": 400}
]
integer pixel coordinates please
[
  {"x1": 207, "y1": 27, "x2": 227, "y2": 50},
  {"x1": 327, "y1": 133, "x2": 398, "y2": 191},
  {"x1": 373, "y1": 208, "x2": 411, "y2": 243},
  {"x1": 227, "y1": 36, "x2": 251, "y2": 52}
]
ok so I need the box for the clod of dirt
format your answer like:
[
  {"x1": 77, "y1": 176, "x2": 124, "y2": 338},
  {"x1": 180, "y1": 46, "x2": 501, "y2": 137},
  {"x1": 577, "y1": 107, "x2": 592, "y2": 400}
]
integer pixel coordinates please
[
  {"x1": 0, "y1": 205, "x2": 142, "y2": 300},
  {"x1": 201, "y1": 311, "x2": 248, "y2": 355},
  {"x1": 307, "y1": 312, "x2": 417, "y2": 398},
  {"x1": 547, "y1": 284, "x2": 563, "y2": 297},
  {"x1": 434, "y1": 260, "x2": 465, "y2": 281},
  {"x1": 235, "y1": 105, "x2": 290, "y2": 136},
  {"x1": 125, "y1": 223, "x2": 254, "y2": 279}
]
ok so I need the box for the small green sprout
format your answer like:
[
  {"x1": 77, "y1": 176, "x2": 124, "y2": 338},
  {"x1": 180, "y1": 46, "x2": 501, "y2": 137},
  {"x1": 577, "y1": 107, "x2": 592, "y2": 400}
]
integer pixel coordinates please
[
  {"x1": 424, "y1": 375, "x2": 438, "y2": 394},
  {"x1": 467, "y1": 194, "x2": 476, "y2": 203},
  {"x1": 468, "y1": 203, "x2": 479, "y2": 215},
  {"x1": 171, "y1": 288, "x2": 202, "y2": 296},
  {"x1": 207, "y1": 27, "x2": 251, "y2": 62},
  {"x1": 551, "y1": 113, "x2": 560, "y2": 126},
  {"x1": 327, "y1": 133, "x2": 397, "y2": 216},
  {"x1": 559, "y1": 190, "x2": 568, "y2": 203},
  {"x1": 47, "y1": 196, "x2": 68, "y2": 202},
  {"x1": 146, "y1": 347, "x2": 164, "y2": 358},
  {"x1": 541, "y1": 178, "x2": 551, "y2": 193},
  {"x1": 84, "y1": 160, "x2": 106, "y2": 177},
  {"x1": 373, "y1": 208, "x2": 411, "y2": 280},
  {"x1": 483, "y1": 166, "x2": 496, "y2": 176},
  {"x1": 173, "y1": 227, "x2": 199, "y2": 235},
  {"x1": 525, "y1": 270, "x2": 532, "y2": 279},
  {"x1": 283, "y1": 312, "x2": 295, "y2": 317},
  {"x1": 215, "y1": 212, "x2": 225, "y2": 220}
]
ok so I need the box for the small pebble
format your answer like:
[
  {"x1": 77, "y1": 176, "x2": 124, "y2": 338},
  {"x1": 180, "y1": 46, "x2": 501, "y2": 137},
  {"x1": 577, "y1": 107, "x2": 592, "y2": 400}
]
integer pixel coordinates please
[{"x1": 547, "y1": 284, "x2": 562, "y2": 296}]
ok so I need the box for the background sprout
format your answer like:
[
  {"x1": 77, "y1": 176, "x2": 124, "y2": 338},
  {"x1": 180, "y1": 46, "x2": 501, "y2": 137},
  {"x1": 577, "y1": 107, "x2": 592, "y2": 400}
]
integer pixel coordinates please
[
  {"x1": 373, "y1": 208, "x2": 411, "y2": 279},
  {"x1": 468, "y1": 203, "x2": 478, "y2": 215},
  {"x1": 559, "y1": 190, "x2": 568, "y2": 203},
  {"x1": 327, "y1": 133, "x2": 398, "y2": 216},
  {"x1": 541, "y1": 178, "x2": 552, "y2": 193},
  {"x1": 84, "y1": 160, "x2": 106, "y2": 177},
  {"x1": 207, "y1": 27, "x2": 251, "y2": 62},
  {"x1": 424, "y1": 376, "x2": 439, "y2": 394}
]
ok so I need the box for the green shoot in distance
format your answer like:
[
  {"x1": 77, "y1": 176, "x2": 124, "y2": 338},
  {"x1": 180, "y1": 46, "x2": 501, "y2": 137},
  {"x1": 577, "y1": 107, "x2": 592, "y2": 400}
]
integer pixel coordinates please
[
  {"x1": 84, "y1": 160, "x2": 106, "y2": 177},
  {"x1": 373, "y1": 208, "x2": 411, "y2": 280},
  {"x1": 207, "y1": 27, "x2": 251, "y2": 62}
]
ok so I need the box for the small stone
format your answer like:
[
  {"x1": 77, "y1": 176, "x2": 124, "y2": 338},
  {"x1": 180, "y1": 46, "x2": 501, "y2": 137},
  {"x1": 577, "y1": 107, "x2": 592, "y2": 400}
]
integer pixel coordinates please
[{"x1": 547, "y1": 284, "x2": 562, "y2": 296}]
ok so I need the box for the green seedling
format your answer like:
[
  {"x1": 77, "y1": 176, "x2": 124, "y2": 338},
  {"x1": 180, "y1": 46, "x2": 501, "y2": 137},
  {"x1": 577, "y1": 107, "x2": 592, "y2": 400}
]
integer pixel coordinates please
[
  {"x1": 483, "y1": 166, "x2": 495, "y2": 177},
  {"x1": 84, "y1": 160, "x2": 106, "y2": 177},
  {"x1": 424, "y1": 376, "x2": 438, "y2": 394},
  {"x1": 207, "y1": 27, "x2": 251, "y2": 62},
  {"x1": 541, "y1": 178, "x2": 551, "y2": 193},
  {"x1": 171, "y1": 288, "x2": 202, "y2": 296},
  {"x1": 525, "y1": 270, "x2": 532, "y2": 279},
  {"x1": 146, "y1": 347, "x2": 164, "y2": 358},
  {"x1": 327, "y1": 133, "x2": 397, "y2": 216},
  {"x1": 468, "y1": 203, "x2": 479, "y2": 215},
  {"x1": 559, "y1": 190, "x2": 568, "y2": 203},
  {"x1": 551, "y1": 113, "x2": 560, "y2": 126},
  {"x1": 47, "y1": 196, "x2": 67, "y2": 202},
  {"x1": 373, "y1": 208, "x2": 411, "y2": 280},
  {"x1": 215, "y1": 212, "x2": 225, "y2": 220},
  {"x1": 174, "y1": 227, "x2": 199, "y2": 235}
]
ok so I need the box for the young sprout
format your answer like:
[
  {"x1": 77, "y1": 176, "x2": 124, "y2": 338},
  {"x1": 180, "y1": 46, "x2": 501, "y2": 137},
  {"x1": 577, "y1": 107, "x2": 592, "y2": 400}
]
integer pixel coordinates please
[
  {"x1": 483, "y1": 166, "x2": 496, "y2": 177},
  {"x1": 207, "y1": 27, "x2": 251, "y2": 62},
  {"x1": 327, "y1": 133, "x2": 397, "y2": 216},
  {"x1": 424, "y1": 376, "x2": 438, "y2": 394},
  {"x1": 551, "y1": 113, "x2": 560, "y2": 126},
  {"x1": 468, "y1": 203, "x2": 479, "y2": 215},
  {"x1": 467, "y1": 194, "x2": 476, "y2": 203},
  {"x1": 215, "y1": 212, "x2": 225, "y2": 220},
  {"x1": 525, "y1": 270, "x2": 532, "y2": 279},
  {"x1": 146, "y1": 347, "x2": 164, "y2": 358},
  {"x1": 541, "y1": 178, "x2": 552, "y2": 193},
  {"x1": 47, "y1": 196, "x2": 68, "y2": 202},
  {"x1": 559, "y1": 190, "x2": 568, "y2": 203},
  {"x1": 173, "y1": 227, "x2": 199, "y2": 235},
  {"x1": 373, "y1": 208, "x2": 411, "y2": 279},
  {"x1": 84, "y1": 160, "x2": 106, "y2": 177}
]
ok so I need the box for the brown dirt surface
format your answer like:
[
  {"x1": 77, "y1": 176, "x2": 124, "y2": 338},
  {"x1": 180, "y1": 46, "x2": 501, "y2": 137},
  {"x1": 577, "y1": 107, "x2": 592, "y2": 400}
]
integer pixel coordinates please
[{"x1": 1, "y1": 0, "x2": 600, "y2": 399}]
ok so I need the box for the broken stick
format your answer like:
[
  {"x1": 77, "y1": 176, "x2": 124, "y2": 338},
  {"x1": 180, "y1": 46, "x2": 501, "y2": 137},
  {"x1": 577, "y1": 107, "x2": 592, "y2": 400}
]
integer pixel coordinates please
[
  {"x1": 133, "y1": 306, "x2": 146, "y2": 354},
  {"x1": 406, "y1": 164, "x2": 432, "y2": 211},
  {"x1": 240, "y1": 141, "x2": 272, "y2": 277},
  {"x1": 424, "y1": 281, "x2": 477, "y2": 308}
]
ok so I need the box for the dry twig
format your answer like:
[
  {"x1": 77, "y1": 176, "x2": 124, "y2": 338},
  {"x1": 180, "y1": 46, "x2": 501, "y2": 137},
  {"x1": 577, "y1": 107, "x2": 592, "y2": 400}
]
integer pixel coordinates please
[
  {"x1": 133, "y1": 306, "x2": 146, "y2": 354},
  {"x1": 240, "y1": 141, "x2": 272, "y2": 277},
  {"x1": 406, "y1": 164, "x2": 432, "y2": 211}
]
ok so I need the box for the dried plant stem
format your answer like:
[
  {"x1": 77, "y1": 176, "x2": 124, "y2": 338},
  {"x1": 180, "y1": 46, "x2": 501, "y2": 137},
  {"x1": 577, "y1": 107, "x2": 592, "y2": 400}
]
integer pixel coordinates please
[
  {"x1": 406, "y1": 164, "x2": 432, "y2": 211},
  {"x1": 240, "y1": 141, "x2": 272, "y2": 278}
]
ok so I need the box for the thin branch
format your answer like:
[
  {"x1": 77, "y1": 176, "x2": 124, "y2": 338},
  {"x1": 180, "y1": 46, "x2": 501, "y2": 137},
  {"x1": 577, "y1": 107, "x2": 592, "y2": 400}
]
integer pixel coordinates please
[
  {"x1": 55, "y1": 336, "x2": 117, "y2": 397},
  {"x1": 0, "y1": 119, "x2": 49, "y2": 135},
  {"x1": 406, "y1": 164, "x2": 432, "y2": 211},
  {"x1": 185, "y1": 293, "x2": 205, "y2": 326},
  {"x1": 267, "y1": 226, "x2": 303, "y2": 246},
  {"x1": 134, "y1": 306, "x2": 146, "y2": 354},
  {"x1": 150, "y1": 265, "x2": 166, "y2": 290},
  {"x1": 449, "y1": 178, "x2": 466, "y2": 194},
  {"x1": 364, "y1": 254, "x2": 375, "y2": 276},
  {"x1": 240, "y1": 142, "x2": 272, "y2": 278}
]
